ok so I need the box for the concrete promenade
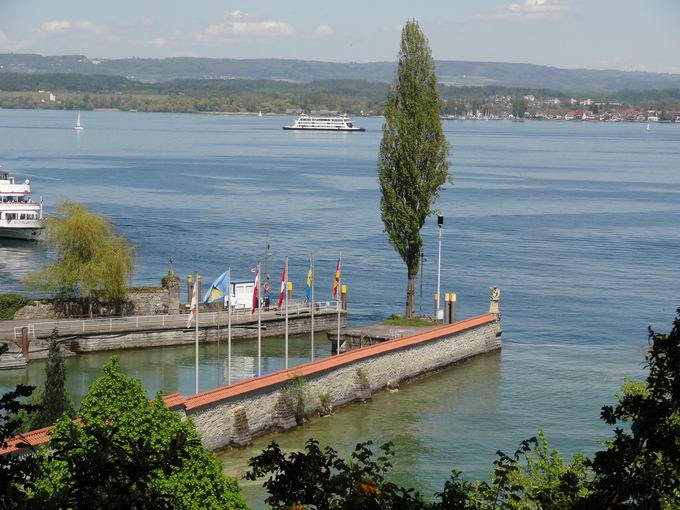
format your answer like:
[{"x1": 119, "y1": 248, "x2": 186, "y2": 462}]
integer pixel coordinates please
[{"x1": 0, "y1": 301, "x2": 340, "y2": 343}]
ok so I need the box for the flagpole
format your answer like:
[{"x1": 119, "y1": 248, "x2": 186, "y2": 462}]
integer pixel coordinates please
[
  {"x1": 195, "y1": 271, "x2": 199, "y2": 395},
  {"x1": 216, "y1": 281, "x2": 221, "y2": 387},
  {"x1": 337, "y1": 253, "x2": 341, "y2": 356},
  {"x1": 284, "y1": 256, "x2": 289, "y2": 369},
  {"x1": 310, "y1": 255, "x2": 315, "y2": 362},
  {"x1": 227, "y1": 267, "x2": 232, "y2": 385},
  {"x1": 257, "y1": 261, "x2": 262, "y2": 377}
]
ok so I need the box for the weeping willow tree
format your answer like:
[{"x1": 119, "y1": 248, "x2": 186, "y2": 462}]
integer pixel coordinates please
[
  {"x1": 378, "y1": 19, "x2": 450, "y2": 318},
  {"x1": 25, "y1": 200, "x2": 135, "y2": 315}
]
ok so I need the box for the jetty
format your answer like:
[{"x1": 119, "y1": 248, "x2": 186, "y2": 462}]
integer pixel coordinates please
[{"x1": 0, "y1": 303, "x2": 345, "y2": 361}]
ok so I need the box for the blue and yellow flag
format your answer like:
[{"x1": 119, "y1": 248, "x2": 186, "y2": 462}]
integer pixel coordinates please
[
  {"x1": 203, "y1": 271, "x2": 228, "y2": 305},
  {"x1": 305, "y1": 262, "x2": 313, "y2": 302}
]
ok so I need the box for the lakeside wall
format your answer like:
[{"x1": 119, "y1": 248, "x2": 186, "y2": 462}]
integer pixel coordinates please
[
  {"x1": 1, "y1": 312, "x2": 500, "y2": 456},
  {"x1": 175, "y1": 312, "x2": 501, "y2": 451}
]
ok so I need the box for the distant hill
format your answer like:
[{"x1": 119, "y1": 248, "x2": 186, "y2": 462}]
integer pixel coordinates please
[{"x1": 2, "y1": 53, "x2": 680, "y2": 92}]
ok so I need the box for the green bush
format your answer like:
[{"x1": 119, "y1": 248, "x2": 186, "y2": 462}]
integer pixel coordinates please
[
  {"x1": 31, "y1": 357, "x2": 248, "y2": 509},
  {"x1": 0, "y1": 294, "x2": 31, "y2": 320}
]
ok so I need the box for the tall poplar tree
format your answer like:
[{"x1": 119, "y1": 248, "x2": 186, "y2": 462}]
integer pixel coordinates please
[{"x1": 378, "y1": 19, "x2": 450, "y2": 318}]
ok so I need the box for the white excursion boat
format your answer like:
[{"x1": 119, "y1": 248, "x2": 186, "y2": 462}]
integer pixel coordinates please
[
  {"x1": 0, "y1": 168, "x2": 43, "y2": 241},
  {"x1": 283, "y1": 113, "x2": 365, "y2": 132}
]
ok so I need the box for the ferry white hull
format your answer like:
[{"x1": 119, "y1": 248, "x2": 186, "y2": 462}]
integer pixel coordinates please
[
  {"x1": 282, "y1": 126, "x2": 365, "y2": 132},
  {"x1": 0, "y1": 223, "x2": 43, "y2": 241},
  {"x1": 283, "y1": 113, "x2": 365, "y2": 132}
]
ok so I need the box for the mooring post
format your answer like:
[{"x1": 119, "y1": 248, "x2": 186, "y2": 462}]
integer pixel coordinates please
[
  {"x1": 433, "y1": 293, "x2": 439, "y2": 322},
  {"x1": 21, "y1": 327, "x2": 29, "y2": 361},
  {"x1": 444, "y1": 293, "x2": 450, "y2": 324},
  {"x1": 186, "y1": 275, "x2": 193, "y2": 305},
  {"x1": 449, "y1": 292, "x2": 457, "y2": 323}
]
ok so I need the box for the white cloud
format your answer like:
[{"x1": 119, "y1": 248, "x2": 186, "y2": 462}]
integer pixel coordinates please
[
  {"x1": 199, "y1": 11, "x2": 295, "y2": 39},
  {"x1": 76, "y1": 21, "x2": 107, "y2": 34},
  {"x1": 0, "y1": 31, "x2": 29, "y2": 52},
  {"x1": 314, "y1": 24, "x2": 335, "y2": 36},
  {"x1": 40, "y1": 20, "x2": 107, "y2": 34},
  {"x1": 0, "y1": 31, "x2": 14, "y2": 51},
  {"x1": 482, "y1": 0, "x2": 570, "y2": 23},
  {"x1": 148, "y1": 37, "x2": 168, "y2": 48},
  {"x1": 41, "y1": 20, "x2": 72, "y2": 33}
]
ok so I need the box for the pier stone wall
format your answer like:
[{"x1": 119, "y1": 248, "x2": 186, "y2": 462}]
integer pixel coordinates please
[{"x1": 183, "y1": 313, "x2": 501, "y2": 452}]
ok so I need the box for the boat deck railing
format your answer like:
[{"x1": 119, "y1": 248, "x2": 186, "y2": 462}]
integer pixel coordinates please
[{"x1": 13, "y1": 300, "x2": 340, "y2": 341}]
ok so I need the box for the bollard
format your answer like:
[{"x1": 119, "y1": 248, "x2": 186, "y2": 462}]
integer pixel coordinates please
[
  {"x1": 186, "y1": 275, "x2": 193, "y2": 304},
  {"x1": 449, "y1": 292, "x2": 457, "y2": 323},
  {"x1": 21, "y1": 327, "x2": 29, "y2": 361},
  {"x1": 287, "y1": 281, "x2": 293, "y2": 301},
  {"x1": 433, "y1": 293, "x2": 439, "y2": 321},
  {"x1": 341, "y1": 284, "x2": 347, "y2": 310},
  {"x1": 444, "y1": 293, "x2": 450, "y2": 324}
]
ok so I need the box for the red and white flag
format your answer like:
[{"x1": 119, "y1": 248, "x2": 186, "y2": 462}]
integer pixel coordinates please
[
  {"x1": 186, "y1": 277, "x2": 198, "y2": 328},
  {"x1": 277, "y1": 265, "x2": 286, "y2": 308},
  {"x1": 251, "y1": 266, "x2": 259, "y2": 314}
]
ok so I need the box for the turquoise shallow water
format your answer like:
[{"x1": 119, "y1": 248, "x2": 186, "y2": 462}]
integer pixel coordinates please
[{"x1": 1, "y1": 110, "x2": 679, "y2": 506}]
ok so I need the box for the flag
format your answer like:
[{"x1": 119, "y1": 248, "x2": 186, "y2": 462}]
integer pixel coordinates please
[
  {"x1": 203, "y1": 271, "x2": 228, "y2": 305},
  {"x1": 251, "y1": 266, "x2": 259, "y2": 314},
  {"x1": 277, "y1": 265, "x2": 286, "y2": 308},
  {"x1": 186, "y1": 277, "x2": 198, "y2": 328},
  {"x1": 332, "y1": 258, "x2": 341, "y2": 298},
  {"x1": 305, "y1": 262, "x2": 313, "y2": 302}
]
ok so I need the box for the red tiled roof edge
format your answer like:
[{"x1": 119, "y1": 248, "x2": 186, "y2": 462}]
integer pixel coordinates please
[
  {"x1": 1, "y1": 425, "x2": 54, "y2": 455},
  {"x1": 184, "y1": 313, "x2": 497, "y2": 411},
  {"x1": 1, "y1": 394, "x2": 190, "y2": 455}
]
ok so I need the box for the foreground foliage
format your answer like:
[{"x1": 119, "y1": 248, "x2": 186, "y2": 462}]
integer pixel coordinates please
[
  {"x1": 1, "y1": 357, "x2": 247, "y2": 509},
  {"x1": 248, "y1": 309, "x2": 680, "y2": 509},
  {"x1": 0, "y1": 345, "x2": 38, "y2": 510}
]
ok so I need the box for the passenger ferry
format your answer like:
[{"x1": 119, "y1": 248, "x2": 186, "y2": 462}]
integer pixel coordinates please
[
  {"x1": 0, "y1": 168, "x2": 43, "y2": 240},
  {"x1": 283, "y1": 113, "x2": 365, "y2": 132}
]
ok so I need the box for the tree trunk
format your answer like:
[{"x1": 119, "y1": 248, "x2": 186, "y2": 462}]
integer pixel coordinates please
[{"x1": 405, "y1": 272, "x2": 416, "y2": 318}]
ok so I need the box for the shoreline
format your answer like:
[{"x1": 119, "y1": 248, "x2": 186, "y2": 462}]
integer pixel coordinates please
[{"x1": 1, "y1": 106, "x2": 678, "y2": 123}]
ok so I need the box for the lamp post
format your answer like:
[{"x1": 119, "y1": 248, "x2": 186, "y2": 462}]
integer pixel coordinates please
[
  {"x1": 419, "y1": 251, "x2": 426, "y2": 315},
  {"x1": 436, "y1": 214, "x2": 443, "y2": 321},
  {"x1": 263, "y1": 232, "x2": 272, "y2": 283}
]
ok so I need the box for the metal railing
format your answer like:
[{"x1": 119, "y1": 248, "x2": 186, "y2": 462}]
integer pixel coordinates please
[{"x1": 13, "y1": 300, "x2": 340, "y2": 341}]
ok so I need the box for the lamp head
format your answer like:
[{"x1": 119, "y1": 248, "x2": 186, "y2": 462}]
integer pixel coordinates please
[{"x1": 437, "y1": 214, "x2": 444, "y2": 226}]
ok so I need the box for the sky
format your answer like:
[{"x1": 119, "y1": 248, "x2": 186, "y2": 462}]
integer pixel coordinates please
[{"x1": 1, "y1": 0, "x2": 679, "y2": 73}]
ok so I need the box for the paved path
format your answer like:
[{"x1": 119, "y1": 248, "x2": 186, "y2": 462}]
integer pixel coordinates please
[{"x1": 1, "y1": 305, "x2": 340, "y2": 342}]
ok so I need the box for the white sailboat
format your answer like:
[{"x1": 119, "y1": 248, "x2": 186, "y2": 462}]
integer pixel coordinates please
[
  {"x1": 74, "y1": 111, "x2": 84, "y2": 131},
  {"x1": 258, "y1": 110, "x2": 263, "y2": 117}
]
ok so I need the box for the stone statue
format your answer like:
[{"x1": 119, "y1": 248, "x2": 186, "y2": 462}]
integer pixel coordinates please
[{"x1": 489, "y1": 285, "x2": 500, "y2": 316}]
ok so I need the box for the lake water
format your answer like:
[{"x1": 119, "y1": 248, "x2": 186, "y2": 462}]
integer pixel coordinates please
[{"x1": 1, "y1": 109, "x2": 679, "y2": 506}]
